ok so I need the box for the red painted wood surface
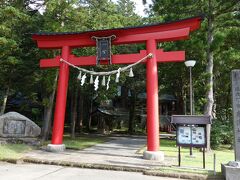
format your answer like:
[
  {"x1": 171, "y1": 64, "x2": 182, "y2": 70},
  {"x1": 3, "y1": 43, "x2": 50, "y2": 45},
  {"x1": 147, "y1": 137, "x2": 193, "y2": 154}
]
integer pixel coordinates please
[
  {"x1": 39, "y1": 50, "x2": 185, "y2": 68},
  {"x1": 32, "y1": 16, "x2": 202, "y2": 49},
  {"x1": 51, "y1": 46, "x2": 70, "y2": 144},
  {"x1": 34, "y1": 27, "x2": 190, "y2": 49},
  {"x1": 146, "y1": 39, "x2": 160, "y2": 151}
]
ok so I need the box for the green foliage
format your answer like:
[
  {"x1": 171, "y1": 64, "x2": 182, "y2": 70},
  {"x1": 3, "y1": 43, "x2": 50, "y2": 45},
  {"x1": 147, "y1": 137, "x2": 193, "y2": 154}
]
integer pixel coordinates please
[
  {"x1": 0, "y1": 144, "x2": 33, "y2": 160},
  {"x1": 151, "y1": 0, "x2": 240, "y2": 112},
  {"x1": 148, "y1": 0, "x2": 239, "y2": 148},
  {"x1": 211, "y1": 118, "x2": 234, "y2": 149},
  {"x1": 0, "y1": 5, "x2": 31, "y2": 110}
]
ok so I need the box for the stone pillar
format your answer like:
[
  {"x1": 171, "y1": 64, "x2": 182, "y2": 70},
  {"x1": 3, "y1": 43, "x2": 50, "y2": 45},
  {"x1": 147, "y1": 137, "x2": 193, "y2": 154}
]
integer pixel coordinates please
[
  {"x1": 222, "y1": 70, "x2": 240, "y2": 180},
  {"x1": 231, "y1": 70, "x2": 240, "y2": 161}
]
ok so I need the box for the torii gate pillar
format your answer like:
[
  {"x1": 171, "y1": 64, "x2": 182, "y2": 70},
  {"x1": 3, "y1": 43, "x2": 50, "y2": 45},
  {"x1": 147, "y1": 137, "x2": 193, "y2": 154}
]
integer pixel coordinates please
[
  {"x1": 144, "y1": 39, "x2": 164, "y2": 160},
  {"x1": 47, "y1": 46, "x2": 70, "y2": 151}
]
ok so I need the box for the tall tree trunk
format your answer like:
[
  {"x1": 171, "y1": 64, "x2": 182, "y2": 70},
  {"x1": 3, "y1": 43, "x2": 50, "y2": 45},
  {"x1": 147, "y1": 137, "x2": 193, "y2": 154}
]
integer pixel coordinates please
[
  {"x1": 204, "y1": 0, "x2": 214, "y2": 151},
  {"x1": 128, "y1": 89, "x2": 136, "y2": 134},
  {"x1": 0, "y1": 86, "x2": 10, "y2": 115},
  {"x1": 87, "y1": 99, "x2": 93, "y2": 131},
  {"x1": 70, "y1": 86, "x2": 78, "y2": 138},
  {"x1": 78, "y1": 88, "x2": 84, "y2": 132},
  {"x1": 70, "y1": 90, "x2": 74, "y2": 136},
  {"x1": 42, "y1": 71, "x2": 58, "y2": 141}
]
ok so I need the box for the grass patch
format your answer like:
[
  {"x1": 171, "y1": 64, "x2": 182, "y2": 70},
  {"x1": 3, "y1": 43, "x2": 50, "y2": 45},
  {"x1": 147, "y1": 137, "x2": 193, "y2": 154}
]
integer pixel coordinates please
[
  {"x1": 0, "y1": 144, "x2": 33, "y2": 160},
  {"x1": 160, "y1": 139, "x2": 234, "y2": 172},
  {"x1": 43, "y1": 135, "x2": 109, "y2": 150},
  {"x1": 157, "y1": 166, "x2": 210, "y2": 175},
  {"x1": 146, "y1": 166, "x2": 224, "y2": 179},
  {"x1": 0, "y1": 135, "x2": 108, "y2": 161},
  {"x1": 63, "y1": 135, "x2": 108, "y2": 149},
  {"x1": 138, "y1": 139, "x2": 233, "y2": 172}
]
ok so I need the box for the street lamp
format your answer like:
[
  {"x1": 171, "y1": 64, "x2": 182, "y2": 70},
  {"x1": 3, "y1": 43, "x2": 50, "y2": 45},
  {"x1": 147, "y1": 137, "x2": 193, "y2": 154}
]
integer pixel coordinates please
[
  {"x1": 185, "y1": 60, "x2": 196, "y2": 156},
  {"x1": 185, "y1": 60, "x2": 196, "y2": 115}
]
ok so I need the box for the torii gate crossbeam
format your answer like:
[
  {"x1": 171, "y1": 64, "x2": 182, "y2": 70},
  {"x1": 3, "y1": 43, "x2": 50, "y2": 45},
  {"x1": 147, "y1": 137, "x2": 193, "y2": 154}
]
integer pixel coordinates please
[{"x1": 32, "y1": 16, "x2": 202, "y2": 160}]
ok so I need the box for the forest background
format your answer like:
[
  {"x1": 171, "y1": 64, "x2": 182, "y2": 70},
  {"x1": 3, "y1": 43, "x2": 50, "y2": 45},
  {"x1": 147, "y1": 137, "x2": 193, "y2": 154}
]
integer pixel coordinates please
[{"x1": 0, "y1": 0, "x2": 239, "y2": 149}]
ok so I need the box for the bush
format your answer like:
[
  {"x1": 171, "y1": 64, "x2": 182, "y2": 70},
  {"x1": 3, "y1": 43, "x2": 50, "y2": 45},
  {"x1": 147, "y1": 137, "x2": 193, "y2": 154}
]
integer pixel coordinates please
[{"x1": 211, "y1": 119, "x2": 233, "y2": 149}]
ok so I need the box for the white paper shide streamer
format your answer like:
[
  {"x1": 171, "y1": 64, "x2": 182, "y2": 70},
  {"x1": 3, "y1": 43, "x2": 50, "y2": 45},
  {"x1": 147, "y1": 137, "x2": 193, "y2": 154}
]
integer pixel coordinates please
[
  {"x1": 129, "y1": 68, "x2": 134, "y2": 77},
  {"x1": 90, "y1": 74, "x2": 94, "y2": 84},
  {"x1": 102, "y1": 76, "x2": 106, "y2": 86},
  {"x1": 81, "y1": 74, "x2": 87, "y2": 86},
  {"x1": 94, "y1": 76, "x2": 99, "y2": 91},
  {"x1": 77, "y1": 71, "x2": 82, "y2": 80},
  {"x1": 115, "y1": 68, "x2": 121, "y2": 83},
  {"x1": 106, "y1": 75, "x2": 111, "y2": 90}
]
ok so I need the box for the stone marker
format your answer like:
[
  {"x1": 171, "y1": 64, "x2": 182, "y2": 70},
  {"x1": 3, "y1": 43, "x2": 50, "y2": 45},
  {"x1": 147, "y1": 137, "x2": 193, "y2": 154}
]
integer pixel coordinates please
[
  {"x1": 222, "y1": 70, "x2": 240, "y2": 180},
  {"x1": 231, "y1": 70, "x2": 240, "y2": 161},
  {"x1": 0, "y1": 112, "x2": 41, "y2": 138}
]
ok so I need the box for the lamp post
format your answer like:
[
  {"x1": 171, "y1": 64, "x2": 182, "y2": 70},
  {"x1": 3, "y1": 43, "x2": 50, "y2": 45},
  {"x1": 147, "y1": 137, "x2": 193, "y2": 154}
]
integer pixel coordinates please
[{"x1": 185, "y1": 60, "x2": 196, "y2": 156}]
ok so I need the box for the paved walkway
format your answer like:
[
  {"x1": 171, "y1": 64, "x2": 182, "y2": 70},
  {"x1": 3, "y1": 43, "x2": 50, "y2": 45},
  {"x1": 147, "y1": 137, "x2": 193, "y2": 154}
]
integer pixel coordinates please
[
  {"x1": 0, "y1": 162, "x2": 182, "y2": 180},
  {"x1": 23, "y1": 136, "x2": 174, "y2": 170},
  {"x1": 19, "y1": 136, "x2": 218, "y2": 179}
]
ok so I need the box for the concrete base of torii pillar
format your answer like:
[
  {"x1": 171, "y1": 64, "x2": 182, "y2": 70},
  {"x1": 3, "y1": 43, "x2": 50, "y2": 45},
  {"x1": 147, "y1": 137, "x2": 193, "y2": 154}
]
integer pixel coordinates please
[
  {"x1": 46, "y1": 144, "x2": 66, "y2": 152},
  {"x1": 143, "y1": 151, "x2": 165, "y2": 161}
]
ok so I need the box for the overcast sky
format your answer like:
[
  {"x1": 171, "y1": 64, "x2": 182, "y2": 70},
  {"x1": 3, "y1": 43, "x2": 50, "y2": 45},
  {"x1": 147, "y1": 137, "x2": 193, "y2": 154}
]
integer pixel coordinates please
[
  {"x1": 31, "y1": 0, "x2": 153, "y2": 17},
  {"x1": 131, "y1": 0, "x2": 152, "y2": 17},
  {"x1": 113, "y1": 0, "x2": 152, "y2": 17}
]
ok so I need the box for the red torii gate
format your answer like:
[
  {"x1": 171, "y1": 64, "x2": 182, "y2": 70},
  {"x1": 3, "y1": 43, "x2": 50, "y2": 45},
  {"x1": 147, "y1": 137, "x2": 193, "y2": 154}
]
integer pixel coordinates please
[{"x1": 32, "y1": 16, "x2": 202, "y2": 160}]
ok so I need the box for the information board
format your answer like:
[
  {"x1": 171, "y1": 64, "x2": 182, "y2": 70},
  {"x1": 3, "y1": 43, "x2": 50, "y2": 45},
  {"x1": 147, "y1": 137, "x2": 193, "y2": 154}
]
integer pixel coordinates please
[
  {"x1": 177, "y1": 126, "x2": 191, "y2": 144},
  {"x1": 177, "y1": 126, "x2": 206, "y2": 147}
]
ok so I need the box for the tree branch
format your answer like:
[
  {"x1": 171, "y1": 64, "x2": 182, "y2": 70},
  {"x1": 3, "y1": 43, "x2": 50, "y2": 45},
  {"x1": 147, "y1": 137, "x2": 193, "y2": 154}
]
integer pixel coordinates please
[{"x1": 214, "y1": 1, "x2": 239, "y2": 17}]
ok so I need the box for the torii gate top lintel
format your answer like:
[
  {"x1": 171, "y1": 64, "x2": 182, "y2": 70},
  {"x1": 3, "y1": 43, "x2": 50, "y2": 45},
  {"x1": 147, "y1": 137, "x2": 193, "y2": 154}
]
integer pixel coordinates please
[{"x1": 32, "y1": 16, "x2": 202, "y2": 49}]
